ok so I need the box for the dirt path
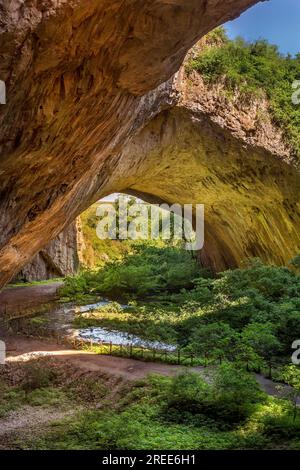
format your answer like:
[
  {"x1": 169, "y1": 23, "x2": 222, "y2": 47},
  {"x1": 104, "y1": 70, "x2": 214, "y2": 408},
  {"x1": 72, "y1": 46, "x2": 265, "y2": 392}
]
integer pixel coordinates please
[
  {"x1": 1, "y1": 335, "x2": 193, "y2": 445},
  {"x1": 0, "y1": 334, "x2": 298, "y2": 446},
  {"x1": 1, "y1": 287, "x2": 296, "y2": 446},
  {"x1": 4, "y1": 335, "x2": 200, "y2": 380},
  {"x1": 0, "y1": 405, "x2": 76, "y2": 438},
  {"x1": 0, "y1": 286, "x2": 296, "y2": 398},
  {"x1": 0, "y1": 404, "x2": 79, "y2": 449},
  {"x1": 0, "y1": 282, "x2": 63, "y2": 315},
  {"x1": 3, "y1": 335, "x2": 298, "y2": 403},
  {"x1": 255, "y1": 373, "x2": 300, "y2": 404}
]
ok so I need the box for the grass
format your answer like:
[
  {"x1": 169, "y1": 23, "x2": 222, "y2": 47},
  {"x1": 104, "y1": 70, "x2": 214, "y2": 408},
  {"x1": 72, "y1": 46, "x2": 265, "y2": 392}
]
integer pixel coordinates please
[
  {"x1": 0, "y1": 359, "x2": 112, "y2": 421},
  {"x1": 188, "y1": 27, "x2": 300, "y2": 159},
  {"x1": 10, "y1": 250, "x2": 300, "y2": 379},
  {"x1": 1, "y1": 343, "x2": 299, "y2": 450},
  {"x1": 7, "y1": 278, "x2": 63, "y2": 288},
  {"x1": 18, "y1": 371, "x2": 300, "y2": 450},
  {"x1": 0, "y1": 380, "x2": 68, "y2": 418}
]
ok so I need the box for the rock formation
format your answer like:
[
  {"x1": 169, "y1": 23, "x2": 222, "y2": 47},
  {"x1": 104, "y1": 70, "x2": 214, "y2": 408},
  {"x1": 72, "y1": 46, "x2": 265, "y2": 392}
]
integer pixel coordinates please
[
  {"x1": 1, "y1": 0, "x2": 287, "y2": 286},
  {"x1": 115, "y1": 70, "x2": 300, "y2": 271},
  {"x1": 13, "y1": 222, "x2": 79, "y2": 282}
]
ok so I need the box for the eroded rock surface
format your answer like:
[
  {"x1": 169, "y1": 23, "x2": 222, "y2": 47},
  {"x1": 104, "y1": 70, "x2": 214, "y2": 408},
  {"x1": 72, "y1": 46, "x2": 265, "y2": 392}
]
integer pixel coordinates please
[
  {"x1": 111, "y1": 71, "x2": 300, "y2": 271},
  {"x1": 0, "y1": 0, "x2": 282, "y2": 285},
  {"x1": 13, "y1": 222, "x2": 79, "y2": 282}
]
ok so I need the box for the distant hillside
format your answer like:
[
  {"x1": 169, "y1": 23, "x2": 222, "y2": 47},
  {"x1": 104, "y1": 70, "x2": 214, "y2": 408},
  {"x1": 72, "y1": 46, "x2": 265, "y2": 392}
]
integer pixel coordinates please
[{"x1": 79, "y1": 203, "x2": 133, "y2": 268}]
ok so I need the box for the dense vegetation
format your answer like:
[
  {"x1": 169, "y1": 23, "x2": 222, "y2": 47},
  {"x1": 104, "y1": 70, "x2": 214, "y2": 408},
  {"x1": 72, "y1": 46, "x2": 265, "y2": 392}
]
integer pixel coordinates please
[
  {"x1": 62, "y1": 238, "x2": 300, "y2": 375},
  {"x1": 3, "y1": 31, "x2": 300, "y2": 452},
  {"x1": 36, "y1": 370, "x2": 300, "y2": 450},
  {"x1": 79, "y1": 197, "x2": 189, "y2": 269},
  {"x1": 62, "y1": 242, "x2": 202, "y2": 301},
  {"x1": 2, "y1": 359, "x2": 300, "y2": 450},
  {"x1": 79, "y1": 203, "x2": 133, "y2": 268},
  {"x1": 188, "y1": 28, "x2": 300, "y2": 158}
]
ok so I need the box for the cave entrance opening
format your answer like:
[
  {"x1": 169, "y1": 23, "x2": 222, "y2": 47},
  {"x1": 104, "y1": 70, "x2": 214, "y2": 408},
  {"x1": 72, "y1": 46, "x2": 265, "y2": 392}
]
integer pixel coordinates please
[{"x1": 78, "y1": 192, "x2": 199, "y2": 271}]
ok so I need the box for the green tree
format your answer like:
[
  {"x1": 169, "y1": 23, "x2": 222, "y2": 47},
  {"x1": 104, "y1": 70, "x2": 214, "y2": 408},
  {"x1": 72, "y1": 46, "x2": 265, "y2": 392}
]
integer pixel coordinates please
[
  {"x1": 281, "y1": 365, "x2": 300, "y2": 422},
  {"x1": 189, "y1": 322, "x2": 238, "y2": 362},
  {"x1": 212, "y1": 363, "x2": 263, "y2": 422},
  {"x1": 189, "y1": 34, "x2": 300, "y2": 158},
  {"x1": 240, "y1": 322, "x2": 281, "y2": 361},
  {"x1": 238, "y1": 321, "x2": 282, "y2": 376}
]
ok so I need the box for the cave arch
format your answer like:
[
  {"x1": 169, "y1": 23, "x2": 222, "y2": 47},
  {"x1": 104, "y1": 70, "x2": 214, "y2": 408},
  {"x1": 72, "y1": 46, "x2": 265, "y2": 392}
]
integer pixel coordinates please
[
  {"x1": 107, "y1": 103, "x2": 300, "y2": 272},
  {"x1": 0, "y1": 0, "x2": 287, "y2": 286}
]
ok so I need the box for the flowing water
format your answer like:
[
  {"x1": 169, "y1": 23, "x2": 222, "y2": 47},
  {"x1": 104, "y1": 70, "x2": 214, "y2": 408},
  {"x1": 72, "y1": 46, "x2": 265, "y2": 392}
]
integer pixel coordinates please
[
  {"x1": 9, "y1": 298, "x2": 176, "y2": 353},
  {"x1": 78, "y1": 326, "x2": 176, "y2": 352}
]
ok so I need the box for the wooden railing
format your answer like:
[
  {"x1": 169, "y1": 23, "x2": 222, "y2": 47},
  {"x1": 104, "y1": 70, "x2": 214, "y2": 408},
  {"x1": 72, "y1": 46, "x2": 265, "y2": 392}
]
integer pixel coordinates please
[{"x1": 6, "y1": 323, "x2": 276, "y2": 379}]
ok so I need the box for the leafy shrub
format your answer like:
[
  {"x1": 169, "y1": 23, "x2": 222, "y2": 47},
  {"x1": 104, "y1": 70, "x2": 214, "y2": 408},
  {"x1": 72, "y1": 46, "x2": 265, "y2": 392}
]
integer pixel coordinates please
[
  {"x1": 22, "y1": 363, "x2": 56, "y2": 395},
  {"x1": 163, "y1": 367, "x2": 263, "y2": 427},
  {"x1": 189, "y1": 34, "x2": 300, "y2": 158},
  {"x1": 240, "y1": 322, "x2": 282, "y2": 360},
  {"x1": 28, "y1": 372, "x2": 300, "y2": 450},
  {"x1": 188, "y1": 322, "x2": 239, "y2": 360},
  {"x1": 210, "y1": 364, "x2": 264, "y2": 423},
  {"x1": 165, "y1": 372, "x2": 210, "y2": 414},
  {"x1": 66, "y1": 252, "x2": 300, "y2": 368},
  {"x1": 61, "y1": 243, "x2": 203, "y2": 300}
]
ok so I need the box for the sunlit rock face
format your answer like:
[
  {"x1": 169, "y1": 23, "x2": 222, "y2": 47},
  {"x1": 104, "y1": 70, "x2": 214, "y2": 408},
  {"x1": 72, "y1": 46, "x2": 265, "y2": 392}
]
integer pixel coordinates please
[
  {"x1": 101, "y1": 71, "x2": 300, "y2": 271},
  {"x1": 13, "y1": 222, "x2": 79, "y2": 282},
  {"x1": 0, "y1": 0, "x2": 272, "y2": 285}
]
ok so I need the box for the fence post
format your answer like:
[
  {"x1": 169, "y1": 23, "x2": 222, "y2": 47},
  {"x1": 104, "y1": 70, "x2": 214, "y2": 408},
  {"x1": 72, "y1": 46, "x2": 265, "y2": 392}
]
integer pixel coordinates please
[{"x1": 152, "y1": 349, "x2": 156, "y2": 361}]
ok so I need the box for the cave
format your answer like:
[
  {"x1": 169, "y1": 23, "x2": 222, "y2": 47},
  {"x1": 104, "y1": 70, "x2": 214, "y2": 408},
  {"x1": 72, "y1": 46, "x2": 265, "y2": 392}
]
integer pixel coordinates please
[
  {"x1": 2, "y1": 1, "x2": 300, "y2": 452},
  {"x1": 1, "y1": 0, "x2": 299, "y2": 287}
]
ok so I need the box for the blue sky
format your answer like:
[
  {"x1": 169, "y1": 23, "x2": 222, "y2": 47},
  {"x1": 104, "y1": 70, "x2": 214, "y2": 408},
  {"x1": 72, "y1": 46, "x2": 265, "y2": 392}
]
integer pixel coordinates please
[{"x1": 225, "y1": 0, "x2": 300, "y2": 56}]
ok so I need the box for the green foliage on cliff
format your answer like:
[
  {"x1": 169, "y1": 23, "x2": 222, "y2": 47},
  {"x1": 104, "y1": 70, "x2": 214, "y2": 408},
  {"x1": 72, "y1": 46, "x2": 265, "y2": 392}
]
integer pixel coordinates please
[
  {"x1": 189, "y1": 30, "x2": 300, "y2": 158},
  {"x1": 79, "y1": 204, "x2": 133, "y2": 268}
]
